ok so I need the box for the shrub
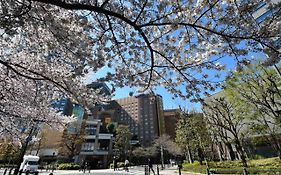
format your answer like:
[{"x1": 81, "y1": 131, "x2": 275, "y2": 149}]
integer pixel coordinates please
[
  {"x1": 109, "y1": 162, "x2": 125, "y2": 169},
  {"x1": 57, "y1": 163, "x2": 80, "y2": 170},
  {"x1": 117, "y1": 162, "x2": 125, "y2": 168},
  {"x1": 182, "y1": 157, "x2": 281, "y2": 174}
]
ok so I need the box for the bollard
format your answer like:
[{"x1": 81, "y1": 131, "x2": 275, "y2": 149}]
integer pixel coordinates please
[
  {"x1": 144, "y1": 165, "x2": 149, "y2": 175},
  {"x1": 8, "y1": 168, "x2": 13, "y2": 175},
  {"x1": 3, "y1": 168, "x2": 7, "y2": 175},
  {"x1": 206, "y1": 167, "x2": 210, "y2": 175},
  {"x1": 243, "y1": 167, "x2": 248, "y2": 175},
  {"x1": 157, "y1": 165, "x2": 159, "y2": 175},
  {"x1": 178, "y1": 164, "x2": 182, "y2": 175}
]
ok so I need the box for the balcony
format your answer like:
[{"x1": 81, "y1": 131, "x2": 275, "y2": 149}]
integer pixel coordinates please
[
  {"x1": 94, "y1": 149, "x2": 109, "y2": 155},
  {"x1": 85, "y1": 135, "x2": 96, "y2": 139},
  {"x1": 85, "y1": 120, "x2": 100, "y2": 125},
  {"x1": 80, "y1": 142, "x2": 95, "y2": 154},
  {"x1": 98, "y1": 133, "x2": 113, "y2": 139},
  {"x1": 80, "y1": 151, "x2": 95, "y2": 155},
  {"x1": 85, "y1": 128, "x2": 97, "y2": 136}
]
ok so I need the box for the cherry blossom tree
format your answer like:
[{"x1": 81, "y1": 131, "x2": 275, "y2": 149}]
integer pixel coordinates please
[{"x1": 0, "y1": 0, "x2": 280, "y2": 137}]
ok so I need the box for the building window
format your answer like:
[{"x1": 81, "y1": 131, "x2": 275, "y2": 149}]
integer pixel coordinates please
[
  {"x1": 81, "y1": 142, "x2": 94, "y2": 152},
  {"x1": 255, "y1": 1, "x2": 267, "y2": 12},
  {"x1": 256, "y1": 8, "x2": 277, "y2": 24}
]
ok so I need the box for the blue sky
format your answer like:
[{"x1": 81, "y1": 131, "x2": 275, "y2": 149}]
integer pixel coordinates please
[{"x1": 84, "y1": 54, "x2": 239, "y2": 111}]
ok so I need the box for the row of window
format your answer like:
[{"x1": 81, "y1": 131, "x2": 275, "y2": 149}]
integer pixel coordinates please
[{"x1": 81, "y1": 143, "x2": 95, "y2": 151}]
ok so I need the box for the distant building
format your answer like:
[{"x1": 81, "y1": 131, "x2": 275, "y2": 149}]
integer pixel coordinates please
[
  {"x1": 79, "y1": 118, "x2": 113, "y2": 169},
  {"x1": 251, "y1": 0, "x2": 281, "y2": 25},
  {"x1": 250, "y1": 0, "x2": 281, "y2": 66},
  {"x1": 87, "y1": 82, "x2": 111, "y2": 96},
  {"x1": 91, "y1": 94, "x2": 165, "y2": 146},
  {"x1": 163, "y1": 109, "x2": 181, "y2": 140},
  {"x1": 51, "y1": 98, "x2": 73, "y2": 116},
  {"x1": 42, "y1": 82, "x2": 113, "y2": 167},
  {"x1": 113, "y1": 94, "x2": 164, "y2": 146}
]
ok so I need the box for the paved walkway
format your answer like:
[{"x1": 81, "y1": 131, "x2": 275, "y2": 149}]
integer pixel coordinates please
[{"x1": 0, "y1": 166, "x2": 204, "y2": 175}]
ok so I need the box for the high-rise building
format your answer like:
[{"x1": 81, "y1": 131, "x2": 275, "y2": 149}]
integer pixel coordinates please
[
  {"x1": 251, "y1": 0, "x2": 280, "y2": 25},
  {"x1": 87, "y1": 82, "x2": 111, "y2": 96},
  {"x1": 112, "y1": 94, "x2": 165, "y2": 146},
  {"x1": 163, "y1": 109, "x2": 181, "y2": 140},
  {"x1": 51, "y1": 98, "x2": 73, "y2": 116},
  {"x1": 90, "y1": 93, "x2": 165, "y2": 146},
  {"x1": 250, "y1": 0, "x2": 281, "y2": 66}
]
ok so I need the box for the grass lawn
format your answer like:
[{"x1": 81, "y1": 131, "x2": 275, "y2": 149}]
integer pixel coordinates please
[{"x1": 182, "y1": 157, "x2": 281, "y2": 174}]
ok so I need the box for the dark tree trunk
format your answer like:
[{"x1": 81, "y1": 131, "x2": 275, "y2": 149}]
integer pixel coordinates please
[
  {"x1": 217, "y1": 142, "x2": 224, "y2": 161},
  {"x1": 234, "y1": 139, "x2": 247, "y2": 168},
  {"x1": 268, "y1": 134, "x2": 281, "y2": 160},
  {"x1": 225, "y1": 142, "x2": 235, "y2": 161},
  {"x1": 14, "y1": 128, "x2": 34, "y2": 175},
  {"x1": 197, "y1": 147, "x2": 204, "y2": 165}
]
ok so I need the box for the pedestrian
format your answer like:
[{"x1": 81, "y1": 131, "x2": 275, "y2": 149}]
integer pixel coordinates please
[
  {"x1": 85, "y1": 161, "x2": 90, "y2": 173},
  {"x1": 148, "y1": 158, "x2": 155, "y2": 175},
  {"x1": 113, "y1": 156, "x2": 117, "y2": 171},
  {"x1": 124, "y1": 159, "x2": 129, "y2": 172},
  {"x1": 81, "y1": 160, "x2": 86, "y2": 173}
]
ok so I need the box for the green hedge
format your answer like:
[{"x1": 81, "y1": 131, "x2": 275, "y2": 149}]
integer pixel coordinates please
[
  {"x1": 183, "y1": 157, "x2": 281, "y2": 174},
  {"x1": 109, "y1": 162, "x2": 125, "y2": 169},
  {"x1": 57, "y1": 163, "x2": 80, "y2": 170}
]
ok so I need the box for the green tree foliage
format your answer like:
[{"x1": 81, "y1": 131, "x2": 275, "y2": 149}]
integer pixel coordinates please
[
  {"x1": 225, "y1": 62, "x2": 281, "y2": 159},
  {"x1": 106, "y1": 123, "x2": 116, "y2": 134},
  {"x1": 114, "y1": 125, "x2": 132, "y2": 159},
  {"x1": 203, "y1": 95, "x2": 248, "y2": 167},
  {"x1": 176, "y1": 111, "x2": 212, "y2": 165},
  {"x1": 0, "y1": 140, "x2": 19, "y2": 163}
]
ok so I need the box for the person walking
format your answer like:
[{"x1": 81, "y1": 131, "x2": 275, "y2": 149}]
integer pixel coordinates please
[
  {"x1": 148, "y1": 158, "x2": 155, "y2": 175},
  {"x1": 124, "y1": 159, "x2": 129, "y2": 172},
  {"x1": 113, "y1": 156, "x2": 117, "y2": 171},
  {"x1": 79, "y1": 160, "x2": 85, "y2": 172}
]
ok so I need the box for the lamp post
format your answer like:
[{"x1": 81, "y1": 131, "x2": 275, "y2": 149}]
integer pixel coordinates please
[{"x1": 52, "y1": 152, "x2": 55, "y2": 172}]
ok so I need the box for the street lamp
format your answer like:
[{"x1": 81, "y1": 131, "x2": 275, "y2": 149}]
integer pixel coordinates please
[{"x1": 52, "y1": 152, "x2": 55, "y2": 172}]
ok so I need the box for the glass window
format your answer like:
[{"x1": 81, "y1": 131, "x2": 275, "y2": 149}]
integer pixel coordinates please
[
  {"x1": 28, "y1": 161, "x2": 38, "y2": 165},
  {"x1": 256, "y1": 8, "x2": 277, "y2": 24},
  {"x1": 255, "y1": 1, "x2": 267, "y2": 12}
]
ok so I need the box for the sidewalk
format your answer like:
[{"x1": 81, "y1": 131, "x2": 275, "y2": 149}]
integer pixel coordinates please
[
  {"x1": 157, "y1": 166, "x2": 204, "y2": 175},
  {"x1": 0, "y1": 166, "x2": 204, "y2": 175}
]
